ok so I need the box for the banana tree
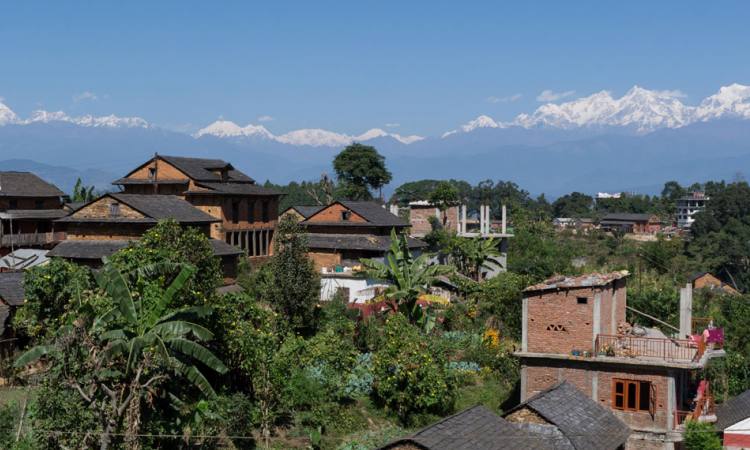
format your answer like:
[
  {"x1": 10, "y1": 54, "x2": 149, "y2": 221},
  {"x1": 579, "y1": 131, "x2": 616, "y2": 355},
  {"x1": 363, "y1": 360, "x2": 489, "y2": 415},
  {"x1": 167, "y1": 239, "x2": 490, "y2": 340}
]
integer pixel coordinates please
[
  {"x1": 360, "y1": 229, "x2": 452, "y2": 326},
  {"x1": 15, "y1": 261, "x2": 228, "y2": 450}
]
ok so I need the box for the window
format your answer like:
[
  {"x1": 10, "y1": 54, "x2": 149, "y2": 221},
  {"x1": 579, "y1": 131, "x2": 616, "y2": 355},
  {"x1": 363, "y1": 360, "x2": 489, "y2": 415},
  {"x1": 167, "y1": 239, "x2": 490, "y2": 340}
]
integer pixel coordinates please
[
  {"x1": 577, "y1": 297, "x2": 588, "y2": 304},
  {"x1": 612, "y1": 379, "x2": 655, "y2": 415},
  {"x1": 231, "y1": 201, "x2": 240, "y2": 224},
  {"x1": 148, "y1": 167, "x2": 156, "y2": 179},
  {"x1": 109, "y1": 202, "x2": 121, "y2": 217},
  {"x1": 341, "y1": 210, "x2": 352, "y2": 221},
  {"x1": 261, "y1": 201, "x2": 269, "y2": 222},
  {"x1": 9, "y1": 199, "x2": 17, "y2": 209},
  {"x1": 546, "y1": 324, "x2": 567, "y2": 331},
  {"x1": 35, "y1": 200, "x2": 44, "y2": 209},
  {"x1": 248, "y1": 201, "x2": 256, "y2": 222}
]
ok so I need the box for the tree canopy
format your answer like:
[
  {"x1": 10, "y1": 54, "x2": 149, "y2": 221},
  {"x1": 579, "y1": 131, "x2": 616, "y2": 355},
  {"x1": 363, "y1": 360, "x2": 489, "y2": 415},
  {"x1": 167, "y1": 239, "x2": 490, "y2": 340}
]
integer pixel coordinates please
[{"x1": 333, "y1": 143, "x2": 392, "y2": 200}]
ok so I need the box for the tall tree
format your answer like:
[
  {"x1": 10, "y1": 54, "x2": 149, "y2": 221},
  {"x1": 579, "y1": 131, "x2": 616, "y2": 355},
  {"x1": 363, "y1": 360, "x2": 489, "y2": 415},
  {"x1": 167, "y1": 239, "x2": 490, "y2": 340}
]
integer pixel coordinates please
[
  {"x1": 552, "y1": 192, "x2": 593, "y2": 218},
  {"x1": 263, "y1": 215, "x2": 320, "y2": 334},
  {"x1": 71, "y1": 177, "x2": 97, "y2": 202},
  {"x1": 333, "y1": 143, "x2": 392, "y2": 200},
  {"x1": 428, "y1": 181, "x2": 460, "y2": 226}
]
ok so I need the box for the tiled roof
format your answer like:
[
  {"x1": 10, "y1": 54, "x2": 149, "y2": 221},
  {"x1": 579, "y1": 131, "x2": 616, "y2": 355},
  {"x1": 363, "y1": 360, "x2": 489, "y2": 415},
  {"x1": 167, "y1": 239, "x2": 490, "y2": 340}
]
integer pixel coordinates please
[
  {"x1": 287, "y1": 205, "x2": 324, "y2": 219},
  {"x1": 339, "y1": 201, "x2": 408, "y2": 227},
  {"x1": 380, "y1": 405, "x2": 555, "y2": 450},
  {"x1": 189, "y1": 182, "x2": 281, "y2": 196},
  {"x1": 306, "y1": 233, "x2": 427, "y2": 252},
  {"x1": 0, "y1": 209, "x2": 68, "y2": 220},
  {"x1": 716, "y1": 389, "x2": 750, "y2": 430},
  {"x1": 524, "y1": 271, "x2": 629, "y2": 293},
  {"x1": 505, "y1": 382, "x2": 630, "y2": 450},
  {"x1": 48, "y1": 240, "x2": 132, "y2": 260},
  {"x1": 209, "y1": 239, "x2": 244, "y2": 256},
  {"x1": 58, "y1": 194, "x2": 219, "y2": 224},
  {"x1": 0, "y1": 271, "x2": 25, "y2": 306},
  {"x1": 0, "y1": 172, "x2": 65, "y2": 198},
  {"x1": 159, "y1": 155, "x2": 255, "y2": 183}
]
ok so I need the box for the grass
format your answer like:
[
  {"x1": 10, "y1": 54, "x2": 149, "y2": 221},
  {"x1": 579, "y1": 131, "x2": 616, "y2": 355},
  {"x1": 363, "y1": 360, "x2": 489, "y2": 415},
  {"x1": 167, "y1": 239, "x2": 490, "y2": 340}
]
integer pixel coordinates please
[
  {"x1": 0, "y1": 387, "x2": 35, "y2": 407},
  {"x1": 454, "y1": 374, "x2": 514, "y2": 413}
]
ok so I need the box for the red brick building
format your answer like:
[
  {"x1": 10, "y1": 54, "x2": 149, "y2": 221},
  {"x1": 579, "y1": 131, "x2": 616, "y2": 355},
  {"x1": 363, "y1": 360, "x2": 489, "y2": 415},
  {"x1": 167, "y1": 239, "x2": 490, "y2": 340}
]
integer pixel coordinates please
[
  {"x1": 517, "y1": 271, "x2": 725, "y2": 449},
  {"x1": 600, "y1": 213, "x2": 661, "y2": 234},
  {"x1": 407, "y1": 200, "x2": 459, "y2": 237}
]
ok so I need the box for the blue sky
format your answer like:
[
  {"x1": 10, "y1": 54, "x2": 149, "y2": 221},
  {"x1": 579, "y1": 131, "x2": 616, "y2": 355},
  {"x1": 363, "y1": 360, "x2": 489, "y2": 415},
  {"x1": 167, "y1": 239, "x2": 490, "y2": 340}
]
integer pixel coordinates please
[{"x1": 1, "y1": 1, "x2": 749, "y2": 136}]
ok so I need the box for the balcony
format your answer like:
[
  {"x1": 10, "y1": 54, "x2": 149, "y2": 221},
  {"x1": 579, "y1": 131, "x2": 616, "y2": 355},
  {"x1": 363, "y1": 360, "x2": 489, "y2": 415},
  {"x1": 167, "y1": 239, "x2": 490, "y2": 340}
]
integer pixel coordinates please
[
  {"x1": 0, "y1": 231, "x2": 65, "y2": 247},
  {"x1": 594, "y1": 334, "x2": 703, "y2": 363}
]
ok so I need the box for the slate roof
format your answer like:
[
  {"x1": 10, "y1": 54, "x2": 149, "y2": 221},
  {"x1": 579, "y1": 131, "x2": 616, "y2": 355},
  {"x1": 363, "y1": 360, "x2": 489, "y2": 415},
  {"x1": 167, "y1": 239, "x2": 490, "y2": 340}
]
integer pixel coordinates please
[
  {"x1": 209, "y1": 239, "x2": 244, "y2": 256},
  {"x1": 159, "y1": 155, "x2": 255, "y2": 183},
  {"x1": 0, "y1": 209, "x2": 67, "y2": 220},
  {"x1": 380, "y1": 405, "x2": 555, "y2": 450},
  {"x1": 715, "y1": 389, "x2": 750, "y2": 431},
  {"x1": 0, "y1": 272, "x2": 25, "y2": 306},
  {"x1": 0, "y1": 172, "x2": 65, "y2": 198},
  {"x1": 284, "y1": 205, "x2": 324, "y2": 219},
  {"x1": 57, "y1": 194, "x2": 219, "y2": 224},
  {"x1": 49, "y1": 238, "x2": 241, "y2": 261},
  {"x1": 504, "y1": 381, "x2": 630, "y2": 450},
  {"x1": 600, "y1": 213, "x2": 655, "y2": 223},
  {"x1": 188, "y1": 182, "x2": 281, "y2": 196},
  {"x1": 524, "y1": 270, "x2": 629, "y2": 293},
  {"x1": 47, "y1": 240, "x2": 132, "y2": 260},
  {"x1": 306, "y1": 233, "x2": 427, "y2": 252},
  {"x1": 303, "y1": 201, "x2": 408, "y2": 227}
]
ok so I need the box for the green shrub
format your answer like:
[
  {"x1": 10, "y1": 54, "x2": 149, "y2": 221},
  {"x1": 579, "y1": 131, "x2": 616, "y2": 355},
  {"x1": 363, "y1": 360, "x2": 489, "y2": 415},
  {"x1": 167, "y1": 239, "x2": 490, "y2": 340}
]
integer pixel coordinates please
[
  {"x1": 371, "y1": 314, "x2": 456, "y2": 425},
  {"x1": 684, "y1": 420, "x2": 721, "y2": 450}
]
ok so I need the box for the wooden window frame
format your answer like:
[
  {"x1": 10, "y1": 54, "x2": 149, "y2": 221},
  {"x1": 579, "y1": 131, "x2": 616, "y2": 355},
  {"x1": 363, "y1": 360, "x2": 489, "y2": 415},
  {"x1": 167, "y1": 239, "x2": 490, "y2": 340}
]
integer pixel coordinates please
[{"x1": 612, "y1": 379, "x2": 655, "y2": 414}]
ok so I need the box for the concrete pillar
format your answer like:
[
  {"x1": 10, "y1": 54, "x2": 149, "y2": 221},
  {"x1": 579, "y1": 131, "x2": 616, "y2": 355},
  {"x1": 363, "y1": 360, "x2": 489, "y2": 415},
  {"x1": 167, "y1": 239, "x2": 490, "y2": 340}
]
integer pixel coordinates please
[
  {"x1": 502, "y1": 205, "x2": 507, "y2": 234},
  {"x1": 522, "y1": 297, "x2": 529, "y2": 352},
  {"x1": 679, "y1": 283, "x2": 693, "y2": 338},
  {"x1": 520, "y1": 366, "x2": 527, "y2": 402},
  {"x1": 593, "y1": 292, "x2": 602, "y2": 349},
  {"x1": 461, "y1": 205, "x2": 467, "y2": 233},
  {"x1": 667, "y1": 373, "x2": 675, "y2": 430},
  {"x1": 611, "y1": 287, "x2": 618, "y2": 334},
  {"x1": 592, "y1": 372, "x2": 599, "y2": 400}
]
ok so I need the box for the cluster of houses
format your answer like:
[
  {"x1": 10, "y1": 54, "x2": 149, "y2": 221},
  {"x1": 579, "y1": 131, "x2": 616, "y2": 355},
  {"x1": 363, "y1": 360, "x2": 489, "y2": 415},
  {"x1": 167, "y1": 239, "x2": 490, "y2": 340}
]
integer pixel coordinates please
[
  {"x1": 553, "y1": 192, "x2": 709, "y2": 237},
  {"x1": 0, "y1": 157, "x2": 746, "y2": 449}
]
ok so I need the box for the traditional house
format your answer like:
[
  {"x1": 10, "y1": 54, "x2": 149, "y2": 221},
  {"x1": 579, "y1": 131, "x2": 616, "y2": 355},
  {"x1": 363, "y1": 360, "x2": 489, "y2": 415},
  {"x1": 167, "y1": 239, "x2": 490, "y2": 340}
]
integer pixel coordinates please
[
  {"x1": 113, "y1": 155, "x2": 282, "y2": 258},
  {"x1": 600, "y1": 213, "x2": 661, "y2": 234},
  {"x1": 504, "y1": 381, "x2": 631, "y2": 450},
  {"x1": 380, "y1": 405, "x2": 556, "y2": 450},
  {"x1": 298, "y1": 200, "x2": 427, "y2": 303},
  {"x1": 0, "y1": 172, "x2": 67, "y2": 255},
  {"x1": 381, "y1": 382, "x2": 630, "y2": 450},
  {"x1": 690, "y1": 272, "x2": 740, "y2": 296},
  {"x1": 517, "y1": 271, "x2": 725, "y2": 449},
  {"x1": 49, "y1": 193, "x2": 242, "y2": 280}
]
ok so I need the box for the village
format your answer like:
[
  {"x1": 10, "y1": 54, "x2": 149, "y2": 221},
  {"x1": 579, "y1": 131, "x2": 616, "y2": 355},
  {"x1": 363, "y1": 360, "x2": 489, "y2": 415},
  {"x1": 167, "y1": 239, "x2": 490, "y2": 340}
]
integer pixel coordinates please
[{"x1": 0, "y1": 143, "x2": 748, "y2": 450}]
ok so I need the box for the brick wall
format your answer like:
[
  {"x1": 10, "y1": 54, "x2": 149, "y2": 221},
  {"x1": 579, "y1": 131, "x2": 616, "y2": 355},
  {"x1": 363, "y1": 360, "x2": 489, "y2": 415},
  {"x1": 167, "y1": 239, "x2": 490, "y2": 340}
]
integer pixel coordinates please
[
  {"x1": 523, "y1": 359, "x2": 673, "y2": 434},
  {"x1": 71, "y1": 197, "x2": 144, "y2": 219},
  {"x1": 306, "y1": 203, "x2": 367, "y2": 223},
  {"x1": 409, "y1": 205, "x2": 459, "y2": 236},
  {"x1": 309, "y1": 251, "x2": 341, "y2": 271}
]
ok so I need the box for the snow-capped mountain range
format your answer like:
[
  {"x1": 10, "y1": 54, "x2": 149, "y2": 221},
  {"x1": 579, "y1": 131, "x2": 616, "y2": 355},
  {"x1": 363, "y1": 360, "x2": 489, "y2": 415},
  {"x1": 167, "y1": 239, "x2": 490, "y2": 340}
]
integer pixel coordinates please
[
  {"x1": 193, "y1": 120, "x2": 424, "y2": 146},
  {"x1": 1, "y1": 83, "x2": 749, "y2": 146}
]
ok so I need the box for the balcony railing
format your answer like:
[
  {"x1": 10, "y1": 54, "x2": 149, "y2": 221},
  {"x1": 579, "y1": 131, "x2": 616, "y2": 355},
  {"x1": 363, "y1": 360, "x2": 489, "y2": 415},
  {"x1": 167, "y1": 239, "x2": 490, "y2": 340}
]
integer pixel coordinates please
[
  {"x1": 0, "y1": 231, "x2": 65, "y2": 247},
  {"x1": 595, "y1": 334, "x2": 699, "y2": 362}
]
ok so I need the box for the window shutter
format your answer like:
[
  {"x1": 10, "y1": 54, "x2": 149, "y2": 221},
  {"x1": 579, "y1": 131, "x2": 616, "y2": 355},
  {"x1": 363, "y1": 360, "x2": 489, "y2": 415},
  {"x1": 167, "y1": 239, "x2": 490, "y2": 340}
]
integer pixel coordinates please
[{"x1": 649, "y1": 383, "x2": 657, "y2": 418}]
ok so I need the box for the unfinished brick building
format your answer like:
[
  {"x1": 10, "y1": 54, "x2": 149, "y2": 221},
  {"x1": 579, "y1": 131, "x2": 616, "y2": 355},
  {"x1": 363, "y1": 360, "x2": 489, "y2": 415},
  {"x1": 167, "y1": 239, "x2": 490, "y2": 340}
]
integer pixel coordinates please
[{"x1": 517, "y1": 271, "x2": 725, "y2": 450}]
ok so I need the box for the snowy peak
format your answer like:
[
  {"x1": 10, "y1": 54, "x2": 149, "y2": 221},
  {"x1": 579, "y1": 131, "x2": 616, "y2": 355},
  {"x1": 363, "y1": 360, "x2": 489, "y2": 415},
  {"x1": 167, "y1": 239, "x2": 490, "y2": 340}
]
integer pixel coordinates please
[
  {"x1": 695, "y1": 83, "x2": 750, "y2": 121},
  {"x1": 194, "y1": 120, "x2": 273, "y2": 139},
  {"x1": 0, "y1": 100, "x2": 149, "y2": 129},
  {"x1": 0, "y1": 101, "x2": 19, "y2": 125},
  {"x1": 442, "y1": 115, "x2": 503, "y2": 137},
  {"x1": 451, "y1": 83, "x2": 750, "y2": 136},
  {"x1": 195, "y1": 122, "x2": 424, "y2": 146}
]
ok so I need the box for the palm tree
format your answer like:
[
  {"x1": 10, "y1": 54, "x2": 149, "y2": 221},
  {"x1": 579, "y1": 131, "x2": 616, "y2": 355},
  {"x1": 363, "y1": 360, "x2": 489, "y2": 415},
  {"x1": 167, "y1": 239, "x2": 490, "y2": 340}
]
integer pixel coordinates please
[
  {"x1": 360, "y1": 229, "x2": 452, "y2": 326},
  {"x1": 16, "y1": 261, "x2": 228, "y2": 450}
]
